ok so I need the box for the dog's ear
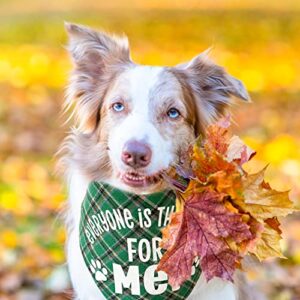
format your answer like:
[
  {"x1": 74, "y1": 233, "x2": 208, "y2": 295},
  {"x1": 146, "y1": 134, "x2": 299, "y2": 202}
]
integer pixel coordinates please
[
  {"x1": 176, "y1": 50, "x2": 250, "y2": 128},
  {"x1": 64, "y1": 23, "x2": 132, "y2": 132}
]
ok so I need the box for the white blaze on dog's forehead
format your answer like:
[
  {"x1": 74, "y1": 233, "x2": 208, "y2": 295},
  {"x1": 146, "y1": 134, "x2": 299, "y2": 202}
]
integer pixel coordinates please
[
  {"x1": 119, "y1": 65, "x2": 169, "y2": 145},
  {"x1": 125, "y1": 65, "x2": 164, "y2": 115}
]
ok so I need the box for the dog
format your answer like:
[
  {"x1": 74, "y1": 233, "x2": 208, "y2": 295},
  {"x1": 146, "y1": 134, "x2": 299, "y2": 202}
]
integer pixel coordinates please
[{"x1": 59, "y1": 23, "x2": 252, "y2": 300}]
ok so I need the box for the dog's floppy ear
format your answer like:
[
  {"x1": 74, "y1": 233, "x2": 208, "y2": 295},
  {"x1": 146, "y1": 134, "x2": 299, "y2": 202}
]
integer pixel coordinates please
[
  {"x1": 64, "y1": 23, "x2": 132, "y2": 132},
  {"x1": 176, "y1": 50, "x2": 250, "y2": 126}
]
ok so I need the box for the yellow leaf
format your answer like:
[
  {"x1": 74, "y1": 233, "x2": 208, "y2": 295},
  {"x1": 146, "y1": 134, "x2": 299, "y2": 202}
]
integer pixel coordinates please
[
  {"x1": 250, "y1": 224, "x2": 285, "y2": 261},
  {"x1": 236, "y1": 167, "x2": 296, "y2": 220}
]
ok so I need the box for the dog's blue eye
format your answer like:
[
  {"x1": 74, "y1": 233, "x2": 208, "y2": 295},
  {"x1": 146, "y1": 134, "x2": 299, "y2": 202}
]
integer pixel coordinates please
[
  {"x1": 112, "y1": 102, "x2": 124, "y2": 112},
  {"x1": 167, "y1": 108, "x2": 180, "y2": 119}
]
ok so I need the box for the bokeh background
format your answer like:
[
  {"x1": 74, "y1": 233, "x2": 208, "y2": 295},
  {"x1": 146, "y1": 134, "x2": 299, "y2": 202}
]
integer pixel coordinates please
[{"x1": 0, "y1": 1, "x2": 300, "y2": 299}]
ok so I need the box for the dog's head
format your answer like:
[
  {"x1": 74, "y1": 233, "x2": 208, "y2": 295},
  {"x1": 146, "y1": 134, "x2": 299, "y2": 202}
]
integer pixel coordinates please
[{"x1": 65, "y1": 23, "x2": 249, "y2": 193}]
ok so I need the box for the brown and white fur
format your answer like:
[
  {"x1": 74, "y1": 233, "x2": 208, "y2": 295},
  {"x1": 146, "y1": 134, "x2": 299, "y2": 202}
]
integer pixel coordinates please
[{"x1": 59, "y1": 23, "x2": 251, "y2": 300}]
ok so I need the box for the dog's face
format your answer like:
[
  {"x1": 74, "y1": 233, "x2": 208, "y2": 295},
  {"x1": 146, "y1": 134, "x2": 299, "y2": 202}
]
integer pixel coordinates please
[
  {"x1": 102, "y1": 66, "x2": 196, "y2": 192},
  {"x1": 65, "y1": 23, "x2": 249, "y2": 193}
]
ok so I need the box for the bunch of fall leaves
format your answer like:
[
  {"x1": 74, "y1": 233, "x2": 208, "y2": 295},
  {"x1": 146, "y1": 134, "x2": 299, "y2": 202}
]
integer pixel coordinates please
[{"x1": 157, "y1": 117, "x2": 297, "y2": 289}]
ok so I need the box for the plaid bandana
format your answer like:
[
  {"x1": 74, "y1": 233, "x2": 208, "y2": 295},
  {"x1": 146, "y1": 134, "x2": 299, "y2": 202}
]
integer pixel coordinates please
[{"x1": 79, "y1": 181, "x2": 201, "y2": 299}]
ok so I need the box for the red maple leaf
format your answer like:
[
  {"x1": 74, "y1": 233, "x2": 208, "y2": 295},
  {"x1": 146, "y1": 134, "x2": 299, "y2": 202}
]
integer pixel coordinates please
[{"x1": 157, "y1": 189, "x2": 252, "y2": 287}]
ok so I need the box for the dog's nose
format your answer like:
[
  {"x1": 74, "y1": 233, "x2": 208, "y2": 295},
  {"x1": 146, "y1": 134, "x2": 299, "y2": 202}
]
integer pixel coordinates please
[{"x1": 122, "y1": 140, "x2": 152, "y2": 168}]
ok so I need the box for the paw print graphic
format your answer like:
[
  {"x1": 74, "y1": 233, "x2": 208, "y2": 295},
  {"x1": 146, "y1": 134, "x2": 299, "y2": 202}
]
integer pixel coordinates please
[
  {"x1": 89, "y1": 259, "x2": 108, "y2": 282},
  {"x1": 191, "y1": 256, "x2": 200, "y2": 276}
]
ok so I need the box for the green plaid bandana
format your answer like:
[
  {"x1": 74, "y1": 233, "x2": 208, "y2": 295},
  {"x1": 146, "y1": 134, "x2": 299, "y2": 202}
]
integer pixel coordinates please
[{"x1": 79, "y1": 181, "x2": 201, "y2": 299}]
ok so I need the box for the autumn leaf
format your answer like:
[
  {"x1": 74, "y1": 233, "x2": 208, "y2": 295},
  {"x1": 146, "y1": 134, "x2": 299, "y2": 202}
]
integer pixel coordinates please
[
  {"x1": 192, "y1": 142, "x2": 237, "y2": 184},
  {"x1": 237, "y1": 167, "x2": 294, "y2": 220},
  {"x1": 265, "y1": 217, "x2": 282, "y2": 234},
  {"x1": 250, "y1": 224, "x2": 285, "y2": 261},
  {"x1": 208, "y1": 170, "x2": 243, "y2": 200},
  {"x1": 205, "y1": 116, "x2": 231, "y2": 155},
  {"x1": 185, "y1": 188, "x2": 252, "y2": 243},
  {"x1": 160, "y1": 212, "x2": 182, "y2": 250},
  {"x1": 157, "y1": 188, "x2": 252, "y2": 286},
  {"x1": 159, "y1": 116, "x2": 297, "y2": 288},
  {"x1": 157, "y1": 212, "x2": 194, "y2": 289},
  {"x1": 227, "y1": 135, "x2": 256, "y2": 165}
]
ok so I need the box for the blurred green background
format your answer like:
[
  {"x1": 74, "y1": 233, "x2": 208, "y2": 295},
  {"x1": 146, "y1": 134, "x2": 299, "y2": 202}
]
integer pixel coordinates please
[{"x1": 0, "y1": 1, "x2": 300, "y2": 299}]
